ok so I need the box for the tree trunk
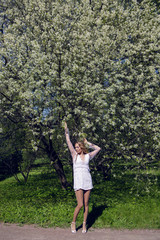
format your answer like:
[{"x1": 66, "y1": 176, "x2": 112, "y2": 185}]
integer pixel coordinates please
[
  {"x1": 52, "y1": 157, "x2": 70, "y2": 189},
  {"x1": 41, "y1": 136, "x2": 70, "y2": 189}
]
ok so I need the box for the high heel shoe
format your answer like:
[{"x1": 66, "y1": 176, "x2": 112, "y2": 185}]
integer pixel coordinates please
[
  {"x1": 71, "y1": 222, "x2": 76, "y2": 233},
  {"x1": 82, "y1": 222, "x2": 87, "y2": 233}
]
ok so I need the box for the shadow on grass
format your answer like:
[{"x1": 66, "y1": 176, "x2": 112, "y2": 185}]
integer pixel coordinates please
[
  {"x1": 76, "y1": 205, "x2": 107, "y2": 231},
  {"x1": 0, "y1": 173, "x2": 14, "y2": 181},
  {"x1": 87, "y1": 205, "x2": 107, "y2": 230}
]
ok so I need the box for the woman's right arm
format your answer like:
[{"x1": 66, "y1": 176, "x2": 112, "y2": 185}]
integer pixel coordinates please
[
  {"x1": 84, "y1": 138, "x2": 101, "y2": 160},
  {"x1": 65, "y1": 122, "x2": 76, "y2": 159}
]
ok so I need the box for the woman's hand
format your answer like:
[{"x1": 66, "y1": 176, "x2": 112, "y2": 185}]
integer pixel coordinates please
[
  {"x1": 84, "y1": 138, "x2": 88, "y2": 144},
  {"x1": 65, "y1": 121, "x2": 67, "y2": 130}
]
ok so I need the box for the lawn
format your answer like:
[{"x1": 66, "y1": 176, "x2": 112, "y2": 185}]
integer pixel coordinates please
[{"x1": 0, "y1": 160, "x2": 160, "y2": 229}]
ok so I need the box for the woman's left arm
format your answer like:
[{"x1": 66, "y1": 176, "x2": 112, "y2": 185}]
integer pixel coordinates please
[{"x1": 84, "y1": 139, "x2": 101, "y2": 159}]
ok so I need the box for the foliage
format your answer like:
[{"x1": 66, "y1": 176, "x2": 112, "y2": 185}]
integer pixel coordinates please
[
  {"x1": 0, "y1": 0, "x2": 160, "y2": 186},
  {"x1": 0, "y1": 162, "x2": 160, "y2": 229},
  {"x1": 0, "y1": 119, "x2": 37, "y2": 183}
]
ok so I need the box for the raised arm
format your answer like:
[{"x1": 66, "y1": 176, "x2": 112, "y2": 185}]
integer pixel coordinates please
[
  {"x1": 84, "y1": 139, "x2": 101, "y2": 160},
  {"x1": 65, "y1": 122, "x2": 76, "y2": 159}
]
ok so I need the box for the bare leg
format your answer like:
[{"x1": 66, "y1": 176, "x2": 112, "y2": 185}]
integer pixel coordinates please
[
  {"x1": 72, "y1": 189, "x2": 84, "y2": 231},
  {"x1": 83, "y1": 190, "x2": 91, "y2": 231}
]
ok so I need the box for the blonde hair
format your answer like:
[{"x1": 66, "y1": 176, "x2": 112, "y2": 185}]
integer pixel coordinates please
[{"x1": 75, "y1": 141, "x2": 88, "y2": 154}]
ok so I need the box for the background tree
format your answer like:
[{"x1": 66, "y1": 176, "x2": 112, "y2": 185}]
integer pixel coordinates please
[
  {"x1": 0, "y1": 117, "x2": 37, "y2": 183},
  {"x1": 0, "y1": 0, "x2": 160, "y2": 187}
]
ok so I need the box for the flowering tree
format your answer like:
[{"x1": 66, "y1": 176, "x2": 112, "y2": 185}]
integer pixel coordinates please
[{"x1": 0, "y1": 0, "x2": 160, "y2": 188}]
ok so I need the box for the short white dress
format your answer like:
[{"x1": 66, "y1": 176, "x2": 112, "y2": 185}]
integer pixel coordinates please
[{"x1": 73, "y1": 153, "x2": 93, "y2": 191}]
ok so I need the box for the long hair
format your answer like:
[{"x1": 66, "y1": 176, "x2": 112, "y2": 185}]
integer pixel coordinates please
[{"x1": 75, "y1": 141, "x2": 88, "y2": 154}]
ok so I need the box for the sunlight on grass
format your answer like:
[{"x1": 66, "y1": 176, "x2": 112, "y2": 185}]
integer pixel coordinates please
[{"x1": 0, "y1": 161, "x2": 160, "y2": 229}]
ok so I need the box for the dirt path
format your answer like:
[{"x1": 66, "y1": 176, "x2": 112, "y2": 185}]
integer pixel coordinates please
[{"x1": 0, "y1": 223, "x2": 160, "y2": 240}]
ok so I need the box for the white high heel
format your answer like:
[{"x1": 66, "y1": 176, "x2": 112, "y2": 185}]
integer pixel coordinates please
[
  {"x1": 71, "y1": 222, "x2": 76, "y2": 233},
  {"x1": 82, "y1": 222, "x2": 87, "y2": 233}
]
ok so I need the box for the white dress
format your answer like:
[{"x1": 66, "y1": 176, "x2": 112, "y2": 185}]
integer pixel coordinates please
[{"x1": 73, "y1": 153, "x2": 93, "y2": 191}]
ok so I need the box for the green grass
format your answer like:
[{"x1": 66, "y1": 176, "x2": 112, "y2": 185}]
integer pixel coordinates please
[{"x1": 0, "y1": 161, "x2": 160, "y2": 229}]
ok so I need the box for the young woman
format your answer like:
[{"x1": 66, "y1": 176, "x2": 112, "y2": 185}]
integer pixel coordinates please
[{"x1": 65, "y1": 122, "x2": 101, "y2": 233}]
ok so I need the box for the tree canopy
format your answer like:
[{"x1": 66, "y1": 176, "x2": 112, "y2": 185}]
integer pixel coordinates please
[{"x1": 0, "y1": 0, "x2": 160, "y2": 187}]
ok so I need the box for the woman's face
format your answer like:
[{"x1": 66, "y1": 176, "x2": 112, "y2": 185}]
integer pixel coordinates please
[{"x1": 75, "y1": 143, "x2": 82, "y2": 154}]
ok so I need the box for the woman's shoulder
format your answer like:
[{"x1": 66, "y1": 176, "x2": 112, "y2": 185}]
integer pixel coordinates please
[
  {"x1": 72, "y1": 152, "x2": 77, "y2": 161},
  {"x1": 85, "y1": 153, "x2": 91, "y2": 159}
]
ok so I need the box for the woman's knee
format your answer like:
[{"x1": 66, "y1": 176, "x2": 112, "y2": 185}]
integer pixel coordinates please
[
  {"x1": 78, "y1": 203, "x2": 83, "y2": 209},
  {"x1": 84, "y1": 202, "x2": 89, "y2": 209}
]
